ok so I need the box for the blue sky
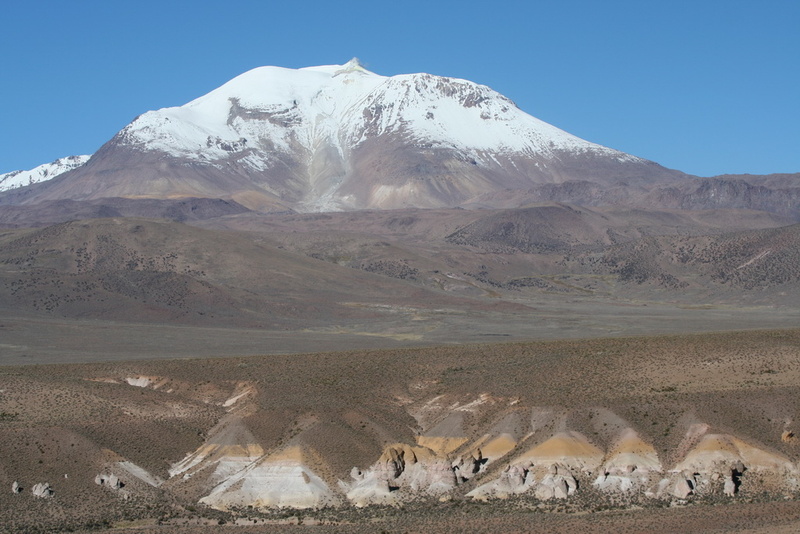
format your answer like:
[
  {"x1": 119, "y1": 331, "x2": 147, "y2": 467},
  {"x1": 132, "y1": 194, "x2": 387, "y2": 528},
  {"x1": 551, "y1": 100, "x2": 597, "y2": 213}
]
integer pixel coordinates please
[{"x1": 2, "y1": 0, "x2": 798, "y2": 176}]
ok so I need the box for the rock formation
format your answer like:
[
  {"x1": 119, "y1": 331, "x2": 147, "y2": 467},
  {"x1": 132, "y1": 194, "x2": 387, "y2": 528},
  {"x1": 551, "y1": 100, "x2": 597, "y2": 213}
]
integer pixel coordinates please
[
  {"x1": 199, "y1": 446, "x2": 337, "y2": 510},
  {"x1": 31, "y1": 482, "x2": 54, "y2": 498},
  {"x1": 20, "y1": 391, "x2": 794, "y2": 513},
  {"x1": 95, "y1": 473, "x2": 123, "y2": 490},
  {"x1": 341, "y1": 443, "x2": 460, "y2": 506},
  {"x1": 467, "y1": 462, "x2": 579, "y2": 501}
]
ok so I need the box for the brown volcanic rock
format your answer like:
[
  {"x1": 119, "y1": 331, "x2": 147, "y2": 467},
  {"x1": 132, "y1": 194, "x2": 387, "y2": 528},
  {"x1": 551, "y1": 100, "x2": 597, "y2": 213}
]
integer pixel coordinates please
[
  {"x1": 463, "y1": 175, "x2": 800, "y2": 219},
  {"x1": 645, "y1": 175, "x2": 800, "y2": 219},
  {"x1": 445, "y1": 204, "x2": 621, "y2": 253},
  {"x1": 584, "y1": 223, "x2": 800, "y2": 298},
  {"x1": 336, "y1": 132, "x2": 686, "y2": 211}
]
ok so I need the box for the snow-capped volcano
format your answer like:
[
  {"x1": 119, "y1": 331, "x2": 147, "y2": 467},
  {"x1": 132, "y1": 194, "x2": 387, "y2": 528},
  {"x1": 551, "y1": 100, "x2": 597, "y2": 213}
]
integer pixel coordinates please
[
  {"x1": 1, "y1": 60, "x2": 684, "y2": 211},
  {"x1": 121, "y1": 58, "x2": 632, "y2": 165}
]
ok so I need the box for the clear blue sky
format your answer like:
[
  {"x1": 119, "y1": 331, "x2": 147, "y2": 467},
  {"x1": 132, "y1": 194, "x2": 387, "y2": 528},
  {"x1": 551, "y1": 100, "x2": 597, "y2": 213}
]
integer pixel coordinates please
[{"x1": 2, "y1": 0, "x2": 798, "y2": 177}]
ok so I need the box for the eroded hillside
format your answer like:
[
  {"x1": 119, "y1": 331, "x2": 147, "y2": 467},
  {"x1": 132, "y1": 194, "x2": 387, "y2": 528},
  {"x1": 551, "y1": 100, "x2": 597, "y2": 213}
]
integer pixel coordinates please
[{"x1": 2, "y1": 330, "x2": 800, "y2": 532}]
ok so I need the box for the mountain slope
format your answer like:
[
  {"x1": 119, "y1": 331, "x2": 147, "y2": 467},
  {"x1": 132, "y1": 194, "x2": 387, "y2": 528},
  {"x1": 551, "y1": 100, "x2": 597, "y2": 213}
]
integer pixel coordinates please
[{"x1": 0, "y1": 217, "x2": 528, "y2": 326}]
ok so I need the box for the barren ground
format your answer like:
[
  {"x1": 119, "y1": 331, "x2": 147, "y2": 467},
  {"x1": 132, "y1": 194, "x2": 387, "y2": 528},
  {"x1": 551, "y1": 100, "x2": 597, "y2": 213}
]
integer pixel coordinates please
[{"x1": 2, "y1": 329, "x2": 800, "y2": 533}]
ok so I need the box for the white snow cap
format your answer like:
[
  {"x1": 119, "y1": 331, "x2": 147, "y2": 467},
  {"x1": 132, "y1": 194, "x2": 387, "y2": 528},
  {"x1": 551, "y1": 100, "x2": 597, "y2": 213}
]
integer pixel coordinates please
[{"x1": 118, "y1": 59, "x2": 638, "y2": 165}]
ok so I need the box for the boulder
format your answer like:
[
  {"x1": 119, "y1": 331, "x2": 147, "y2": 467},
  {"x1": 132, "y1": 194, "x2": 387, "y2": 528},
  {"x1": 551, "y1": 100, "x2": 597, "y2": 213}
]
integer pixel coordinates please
[
  {"x1": 593, "y1": 472, "x2": 635, "y2": 493},
  {"x1": 538, "y1": 470, "x2": 572, "y2": 500},
  {"x1": 452, "y1": 449, "x2": 484, "y2": 482},
  {"x1": 11, "y1": 481, "x2": 22, "y2": 494},
  {"x1": 344, "y1": 444, "x2": 459, "y2": 505},
  {"x1": 723, "y1": 476, "x2": 737, "y2": 497},
  {"x1": 95, "y1": 473, "x2": 123, "y2": 489},
  {"x1": 379, "y1": 446, "x2": 409, "y2": 479},
  {"x1": 32, "y1": 482, "x2": 54, "y2": 498},
  {"x1": 504, "y1": 464, "x2": 526, "y2": 490},
  {"x1": 343, "y1": 471, "x2": 394, "y2": 506},
  {"x1": 648, "y1": 472, "x2": 698, "y2": 500},
  {"x1": 534, "y1": 483, "x2": 555, "y2": 500},
  {"x1": 349, "y1": 467, "x2": 364, "y2": 481},
  {"x1": 468, "y1": 462, "x2": 578, "y2": 501},
  {"x1": 486, "y1": 464, "x2": 527, "y2": 496},
  {"x1": 671, "y1": 477, "x2": 693, "y2": 499}
]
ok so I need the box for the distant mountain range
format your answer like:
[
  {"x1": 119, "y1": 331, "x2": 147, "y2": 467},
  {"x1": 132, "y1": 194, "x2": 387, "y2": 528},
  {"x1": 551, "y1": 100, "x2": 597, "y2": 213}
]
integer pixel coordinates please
[
  {"x1": 1, "y1": 59, "x2": 797, "y2": 219},
  {"x1": 0, "y1": 155, "x2": 89, "y2": 192}
]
